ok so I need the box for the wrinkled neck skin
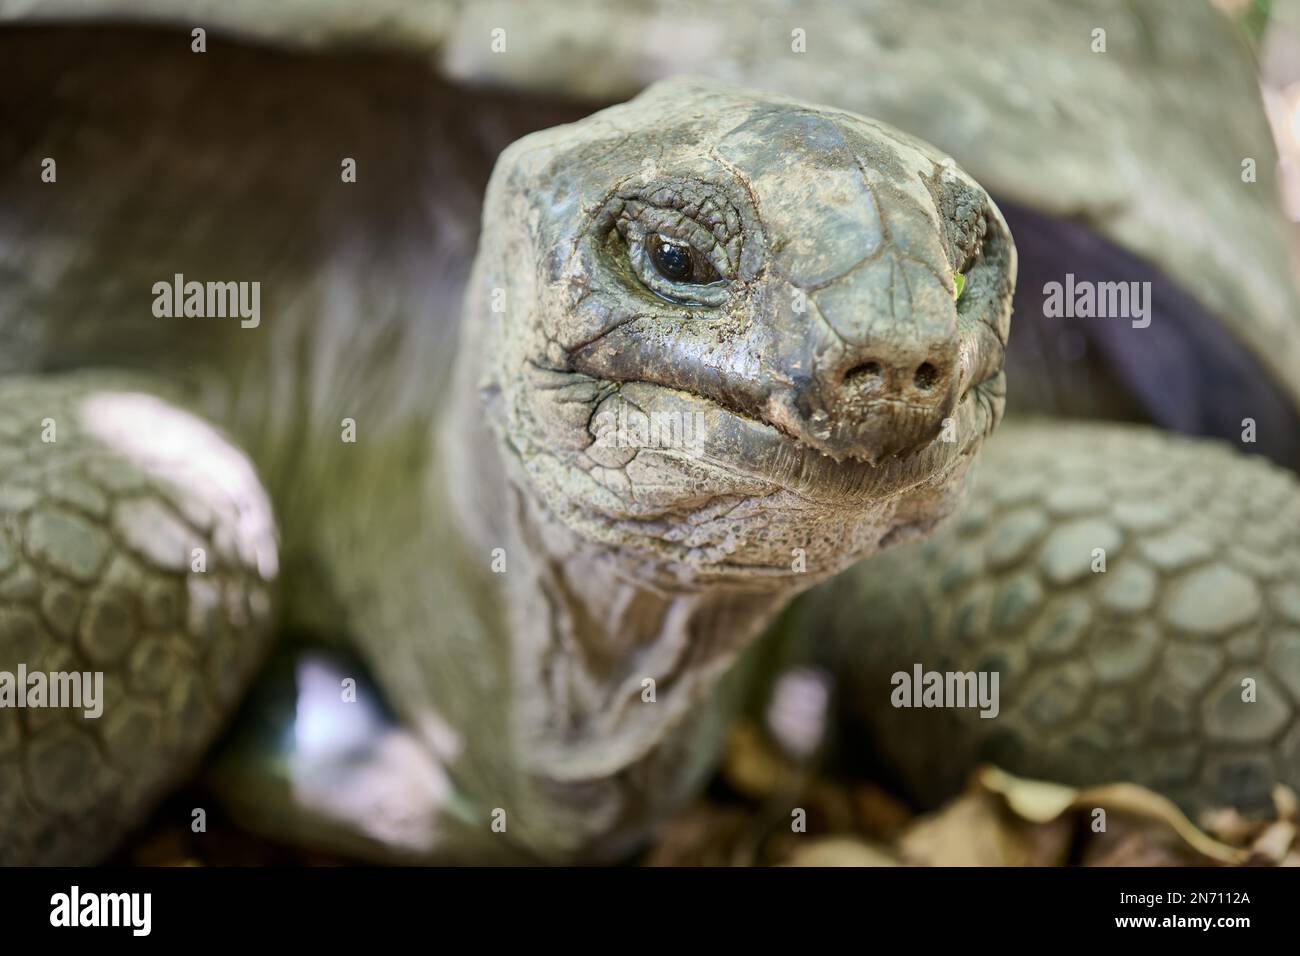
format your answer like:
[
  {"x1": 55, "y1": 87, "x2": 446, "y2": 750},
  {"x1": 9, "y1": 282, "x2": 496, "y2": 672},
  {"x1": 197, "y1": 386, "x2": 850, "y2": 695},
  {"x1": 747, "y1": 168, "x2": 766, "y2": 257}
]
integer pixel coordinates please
[
  {"x1": 437, "y1": 281, "x2": 974, "y2": 863},
  {"x1": 441, "y1": 351, "x2": 809, "y2": 861}
]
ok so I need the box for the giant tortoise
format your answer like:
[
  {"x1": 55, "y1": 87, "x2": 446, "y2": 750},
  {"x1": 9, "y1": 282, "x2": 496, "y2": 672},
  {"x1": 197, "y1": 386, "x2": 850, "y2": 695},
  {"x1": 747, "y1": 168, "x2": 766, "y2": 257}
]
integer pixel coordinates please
[{"x1": 1, "y1": 0, "x2": 1299, "y2": 864}]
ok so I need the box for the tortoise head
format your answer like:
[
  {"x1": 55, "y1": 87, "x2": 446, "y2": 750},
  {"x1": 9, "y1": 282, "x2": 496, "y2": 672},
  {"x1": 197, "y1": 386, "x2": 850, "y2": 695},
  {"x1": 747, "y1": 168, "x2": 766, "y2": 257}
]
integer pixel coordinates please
[{"x1": 465, "y1": 77, "x2": 1015, "y2": 583}]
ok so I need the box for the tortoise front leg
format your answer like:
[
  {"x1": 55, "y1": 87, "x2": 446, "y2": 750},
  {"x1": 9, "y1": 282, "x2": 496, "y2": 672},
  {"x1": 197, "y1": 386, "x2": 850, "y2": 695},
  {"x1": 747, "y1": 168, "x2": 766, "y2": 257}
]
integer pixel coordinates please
[
  {"x1": 805, "y1": 422, "x2": 1300, "y2": 817},
  {"x1": 0, "y1": 372, "x2": 278, "y2": 863}
]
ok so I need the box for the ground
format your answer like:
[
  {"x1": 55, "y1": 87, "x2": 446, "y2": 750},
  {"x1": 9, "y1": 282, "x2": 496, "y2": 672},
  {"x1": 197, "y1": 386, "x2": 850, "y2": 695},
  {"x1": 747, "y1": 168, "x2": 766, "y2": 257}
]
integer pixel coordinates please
[{"x1": 116, "y1": 720, "x2": 1299, "y2": 867}]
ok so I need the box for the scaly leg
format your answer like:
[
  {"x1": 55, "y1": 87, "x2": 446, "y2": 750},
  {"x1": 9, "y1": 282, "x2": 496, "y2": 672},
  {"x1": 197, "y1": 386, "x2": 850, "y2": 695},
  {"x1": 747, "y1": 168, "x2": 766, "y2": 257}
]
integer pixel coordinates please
[
  {"x1": 0, "y1": 372, "x2": 277, "y2": 863},
  {"x1": 802, "y1": 421, "x2": 1300, "y2": 817}
]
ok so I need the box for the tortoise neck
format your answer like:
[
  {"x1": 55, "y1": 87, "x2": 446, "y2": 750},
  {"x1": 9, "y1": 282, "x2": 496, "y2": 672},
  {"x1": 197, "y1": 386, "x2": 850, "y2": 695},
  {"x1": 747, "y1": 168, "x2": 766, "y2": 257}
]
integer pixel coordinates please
[
  {"x1": 495, "y1": 480, "x2": 803, "y2": 859},
  {"x1": 437, "y1": 372, "x2": 806, "y2": 858},
  {"x1": 505, "y1": 482, "x2": 801, "y2": 764}
]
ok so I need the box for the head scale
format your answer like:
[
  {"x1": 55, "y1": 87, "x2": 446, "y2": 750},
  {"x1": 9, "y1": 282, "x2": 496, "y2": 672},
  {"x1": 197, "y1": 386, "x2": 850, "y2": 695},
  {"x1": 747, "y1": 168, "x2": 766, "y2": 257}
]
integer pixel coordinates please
[{"x1": 463, "y1": 77, "x2": 1016, "y2": 586}]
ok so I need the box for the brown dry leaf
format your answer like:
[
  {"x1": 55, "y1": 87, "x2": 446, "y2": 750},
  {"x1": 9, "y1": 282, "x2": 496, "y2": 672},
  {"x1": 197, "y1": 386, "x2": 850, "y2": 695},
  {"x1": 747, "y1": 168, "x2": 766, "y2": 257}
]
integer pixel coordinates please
[
  {"x1": 977, "y1": 766, "x2": 1076, "y2": 822},
  {"x1": 780, "y1": 836, "x2": 899, "y2": 867},
  {"x1": 853, "y1": 783, "x2": 914, "y2": 840},
  {"x1": 899, "y1": 789, "x2": 1072, "y2": 866},
  {"x1": 977, "y1": 765, "x2": 1248, "y2": 865},
  {"x1": 1249, "y1": 820, "x2": 1297, "y2": 864},
  {"x1": 129, "y1": 825, "x2": 201, "y2": 867},
  {"x1": 1200, "y1": 806, "x2": 1268, "y2": 846},
  {"x1": 1273, "y1": 784, "x2": 1299, "y2": 821},
  {"x1": 1052, "y1": 784, "x2": 1245, "y2": 864},
  {"x1": 644, "y1": 804, "x2": 758, "y2": 867},
  {"x1": 1082, "y1": 827, "x2": 1204, "y2": 867},
  {"x1": 1078, "y1": 807, "x2": 1232, "y2": 867},
  {"x1": 722, "y1": 722, "x2": 799, "y2": 801},
  {"x1": 801, "y1": 781, "x2": 859, "y2": 833},
  {"x1": 1205, "y1": 785, "x2": 1300, "y2": 860}
]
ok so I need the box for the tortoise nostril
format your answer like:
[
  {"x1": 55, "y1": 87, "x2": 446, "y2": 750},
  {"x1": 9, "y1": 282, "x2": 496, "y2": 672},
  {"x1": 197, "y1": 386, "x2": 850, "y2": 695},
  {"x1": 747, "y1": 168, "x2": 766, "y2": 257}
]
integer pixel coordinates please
[
  {"x1": 845, "y1": 360, "x2": 883, "y2": 383},
  {"x1": 913, "y1": 362, "x2": 940, "y2": 391},
  {"x1": 816, "y1": 350, "x2": 960, "y2": 460}
]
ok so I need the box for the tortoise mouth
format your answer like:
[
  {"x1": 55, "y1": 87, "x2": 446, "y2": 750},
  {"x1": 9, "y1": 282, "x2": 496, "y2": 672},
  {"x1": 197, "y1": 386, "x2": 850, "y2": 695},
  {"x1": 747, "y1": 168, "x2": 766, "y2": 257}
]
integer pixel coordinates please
[{"x1": 590, "y1": 368, "x2": 1003, "y2": 504}]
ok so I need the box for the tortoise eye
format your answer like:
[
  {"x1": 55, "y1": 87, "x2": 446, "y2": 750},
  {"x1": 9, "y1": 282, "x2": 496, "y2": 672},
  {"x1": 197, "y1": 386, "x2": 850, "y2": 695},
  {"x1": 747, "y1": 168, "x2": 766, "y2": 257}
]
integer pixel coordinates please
[
  {"x1": 652, "y1": 237, "x2": 692, "y2": 281},
  {"x1": 648, "y1": 234, "x2": 720, "y2": 285}
]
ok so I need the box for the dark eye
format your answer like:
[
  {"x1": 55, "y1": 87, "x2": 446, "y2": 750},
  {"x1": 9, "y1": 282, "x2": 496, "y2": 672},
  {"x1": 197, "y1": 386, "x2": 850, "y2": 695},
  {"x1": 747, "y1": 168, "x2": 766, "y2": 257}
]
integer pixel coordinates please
[
  {"x1": 649, "y1": 234, "x2": 720, "y2": 285},
  {"x1": 652, "y1": 237, "x2": 692, "y2": 281}
]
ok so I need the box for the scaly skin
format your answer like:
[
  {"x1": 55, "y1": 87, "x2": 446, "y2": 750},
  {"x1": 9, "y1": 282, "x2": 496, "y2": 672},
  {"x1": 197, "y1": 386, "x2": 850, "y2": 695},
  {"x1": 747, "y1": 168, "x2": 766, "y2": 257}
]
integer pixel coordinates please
[
  {"x1": 0, "y1": 374, "x2": 277, "y2": 865},
  {"x1": 805, "y1": 422, "x2": 1300, "y2": 818}
]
